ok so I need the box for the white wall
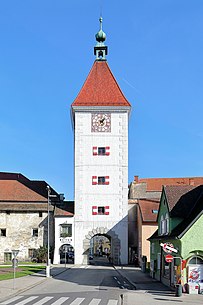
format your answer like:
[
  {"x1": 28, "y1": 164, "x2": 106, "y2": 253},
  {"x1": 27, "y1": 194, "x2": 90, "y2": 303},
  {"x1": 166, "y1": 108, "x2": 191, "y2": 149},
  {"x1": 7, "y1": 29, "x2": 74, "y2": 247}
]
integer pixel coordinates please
[
  {"x1": 74, "y1": 110, "x2": 129, "y2": 264},
  {"x1": 53, "y1": 216, "x2": 75, "y2": 264}
]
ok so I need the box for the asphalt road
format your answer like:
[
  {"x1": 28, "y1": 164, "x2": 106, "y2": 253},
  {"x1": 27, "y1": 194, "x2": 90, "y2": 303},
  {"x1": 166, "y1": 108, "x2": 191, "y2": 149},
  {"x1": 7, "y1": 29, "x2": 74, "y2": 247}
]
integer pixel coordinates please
[{"x1": 0, "y1": 263, "x2": 135, "y2": 305}]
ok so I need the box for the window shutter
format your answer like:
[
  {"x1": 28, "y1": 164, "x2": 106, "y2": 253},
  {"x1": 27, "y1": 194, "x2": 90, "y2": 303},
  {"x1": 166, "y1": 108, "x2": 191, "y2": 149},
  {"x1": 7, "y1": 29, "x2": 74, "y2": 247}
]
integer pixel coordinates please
[
  {"x1": 105, "y1": 206, "x2": 110, "y2": 215},
  {"x1": 104, "y1": 176, "x2": 109, "y2": 185},
  {"x1": 92, "y1": 206, "x2": 98, "y2": 215},
  {"x1": 92, "y1": 176, "x2": 97, "y2": 185},
  {"x1": 93, "y1": 147, "x2": 97, "y2": 156},
  {"x1": 106, "y1": 146, "x2": 110, "y2": 156}
]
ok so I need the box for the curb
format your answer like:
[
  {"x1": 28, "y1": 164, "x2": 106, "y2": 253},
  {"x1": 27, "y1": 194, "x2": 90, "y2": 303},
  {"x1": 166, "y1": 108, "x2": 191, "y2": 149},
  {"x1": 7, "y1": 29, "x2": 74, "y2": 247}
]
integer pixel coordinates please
[
  {"x1": 113, "y1": 266, "x2": 137, "y2": 290},
  {"x1": 0, "y1": 267, "x2": 69, "y2": 303}
]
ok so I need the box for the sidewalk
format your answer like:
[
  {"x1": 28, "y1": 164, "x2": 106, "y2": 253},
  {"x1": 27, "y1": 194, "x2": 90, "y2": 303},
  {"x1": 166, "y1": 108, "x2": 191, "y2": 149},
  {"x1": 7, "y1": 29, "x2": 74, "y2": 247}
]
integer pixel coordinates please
[
  {"x1": 0, "y1": 265, "x2": 71, "y2": 303},
  {"x1": 114, "y1": 266, "x2": 203, "y2": 305},
  {"x1": 1, "y1": 265, "x2": 203, "y2": 305}
]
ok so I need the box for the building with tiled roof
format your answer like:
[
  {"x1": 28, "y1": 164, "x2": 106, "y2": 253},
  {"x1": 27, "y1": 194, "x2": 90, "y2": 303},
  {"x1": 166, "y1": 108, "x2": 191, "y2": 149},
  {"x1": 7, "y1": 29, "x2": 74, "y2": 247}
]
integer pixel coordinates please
[
  {"x1": 128, "y1": 175, "x2": 203, "y2": 265},
  {"x1": 149, "y1": 185, "x2": 203, "y2": 289},
  {"x1": 53, "y1": 201, "x2": 75, "y2": 264},
  {"x1": 0, "y1": 172, "x2": 61, "y2": 263}
]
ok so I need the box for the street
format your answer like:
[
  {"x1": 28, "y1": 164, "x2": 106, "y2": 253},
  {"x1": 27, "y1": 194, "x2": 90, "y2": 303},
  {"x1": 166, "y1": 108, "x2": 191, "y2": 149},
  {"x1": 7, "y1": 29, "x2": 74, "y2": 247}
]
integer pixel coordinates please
[
  {"x1": 0, "y1": 263, "x2": 134, "y2": 305},
  {"x1": 0, "y1": 263, "x2": 203, "y2": 305}
]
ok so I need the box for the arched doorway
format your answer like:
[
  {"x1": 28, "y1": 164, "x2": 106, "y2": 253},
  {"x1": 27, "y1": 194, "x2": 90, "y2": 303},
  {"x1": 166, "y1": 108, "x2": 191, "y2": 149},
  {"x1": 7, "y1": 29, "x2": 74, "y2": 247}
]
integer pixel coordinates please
[
  {"x1": 89, "y1": 234, "x2": 111, "y2": 265},
  {"x1": 59, "y1": 244, "x2": 74, "y2": 264},
  {"x1": 83, "y1": 227, "x2": 120, "y2": 265}
]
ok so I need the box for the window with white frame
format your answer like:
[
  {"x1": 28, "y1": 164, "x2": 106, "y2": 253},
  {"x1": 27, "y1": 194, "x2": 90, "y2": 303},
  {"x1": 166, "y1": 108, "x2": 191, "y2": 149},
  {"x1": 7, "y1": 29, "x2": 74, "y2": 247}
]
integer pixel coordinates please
[
  {"x1": 160, "y1": 215, "x2": 165, "y2": 235},
  {"x1": 4, "y1": 252, "x2": 12, "y2": 262},
  {"x1": 32, "y1": 228, "x2": 38, "y2": 237},
  {"x1": 60, "y1": 224, "x2": 72, "y2": 238},
  {"x1": 160, "y1": 214, "x2": 169, "y2": 235},
  {"x1": 165, "y1": 213, "x2": 169, "y2": 234},
  {"x1": 151, "y1": 243, "x2": 155, "y2": 254}
]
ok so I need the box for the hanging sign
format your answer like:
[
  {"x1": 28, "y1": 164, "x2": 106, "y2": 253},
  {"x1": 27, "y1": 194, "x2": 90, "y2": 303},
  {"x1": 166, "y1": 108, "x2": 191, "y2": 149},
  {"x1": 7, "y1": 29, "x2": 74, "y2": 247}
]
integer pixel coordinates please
[{"x1": 160, "y1": 242, "x2": 178, "y2": 253}]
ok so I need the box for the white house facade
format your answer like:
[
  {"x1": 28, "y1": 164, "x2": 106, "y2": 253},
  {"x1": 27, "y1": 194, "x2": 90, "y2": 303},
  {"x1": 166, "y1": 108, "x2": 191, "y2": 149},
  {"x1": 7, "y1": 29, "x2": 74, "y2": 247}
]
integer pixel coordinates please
[{"x1": 53, "y1": 203, "x2": 74, "y2": 264}]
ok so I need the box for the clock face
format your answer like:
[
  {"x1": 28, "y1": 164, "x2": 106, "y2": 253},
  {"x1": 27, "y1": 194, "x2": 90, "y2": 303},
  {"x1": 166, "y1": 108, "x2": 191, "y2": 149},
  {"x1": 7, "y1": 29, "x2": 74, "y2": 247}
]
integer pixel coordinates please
[{"x1": 91, "y1": 113, "x2": 111, "y2": 132}]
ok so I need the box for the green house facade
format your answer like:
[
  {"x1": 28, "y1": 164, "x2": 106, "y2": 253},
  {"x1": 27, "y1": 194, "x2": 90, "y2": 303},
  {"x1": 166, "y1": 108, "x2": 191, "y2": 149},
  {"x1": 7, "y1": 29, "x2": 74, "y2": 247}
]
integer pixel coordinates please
[{"x1": 149, "y1": 185, "x2": 203, "y2": 293}]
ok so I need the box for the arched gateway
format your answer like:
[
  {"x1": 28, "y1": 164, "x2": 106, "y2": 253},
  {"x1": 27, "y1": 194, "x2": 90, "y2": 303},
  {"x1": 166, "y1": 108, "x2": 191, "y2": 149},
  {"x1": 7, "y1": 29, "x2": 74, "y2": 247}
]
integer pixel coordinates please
[
  {"x1": 71, "y1": 18, "x2": 131, "y2": 265},
  {"x1": 83, "y1": 227, "x2": 120, "y2": 265}
]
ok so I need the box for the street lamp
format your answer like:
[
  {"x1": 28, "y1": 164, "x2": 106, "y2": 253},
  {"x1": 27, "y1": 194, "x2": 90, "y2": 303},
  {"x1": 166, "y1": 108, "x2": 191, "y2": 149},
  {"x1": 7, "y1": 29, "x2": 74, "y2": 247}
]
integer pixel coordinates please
[
  {"x1": 46, "y1": 186, "x2": 57, "y2": 278},
  {"x1": 46, "y1": 185, "x2": 64, "y2": 277}
]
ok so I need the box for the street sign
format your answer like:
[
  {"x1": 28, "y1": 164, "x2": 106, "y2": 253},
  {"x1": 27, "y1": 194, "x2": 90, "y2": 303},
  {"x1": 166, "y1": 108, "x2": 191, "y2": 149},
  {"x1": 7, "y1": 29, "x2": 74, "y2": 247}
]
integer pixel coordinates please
[
  {"x1": 12, "y1": 250, "x2": 19, "y2": 258},
  {"x1": 165, "y1": 254, "x2": 174, "y2": 263},
  {"x1": 160, "y1": 242, "x2": 178, "y2": 253}
]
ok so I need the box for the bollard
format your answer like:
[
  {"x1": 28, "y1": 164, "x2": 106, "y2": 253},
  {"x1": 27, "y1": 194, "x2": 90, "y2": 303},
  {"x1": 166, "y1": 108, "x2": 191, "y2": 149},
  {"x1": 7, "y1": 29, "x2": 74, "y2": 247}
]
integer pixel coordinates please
[{"x1": 175, "y1": 284, "x2": 182, "y2": 297}]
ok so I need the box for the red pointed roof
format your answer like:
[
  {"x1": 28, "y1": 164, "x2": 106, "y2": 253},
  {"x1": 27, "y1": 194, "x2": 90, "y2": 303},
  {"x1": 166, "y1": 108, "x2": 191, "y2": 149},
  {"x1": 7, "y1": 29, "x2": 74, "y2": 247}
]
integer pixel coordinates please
[{"x1": 72, "y1": 61, "x2": 131, "y2": 107}]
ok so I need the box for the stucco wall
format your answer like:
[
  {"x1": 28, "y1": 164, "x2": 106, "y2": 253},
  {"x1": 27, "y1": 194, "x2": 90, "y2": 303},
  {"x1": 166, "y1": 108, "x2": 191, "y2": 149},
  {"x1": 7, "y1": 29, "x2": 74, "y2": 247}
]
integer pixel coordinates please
[
  {"x1": 74, "y1": 111, "x2": 129, "y2": 264},
  {"x1": 142, "y1": 224, "x2": 157, "y2": 262},
  {"x1": 181, "y1": 214, "x2": 203, "y2": 258},
  {"x1": 0, "y1": 210, "x2": 54, "y2": 262}
]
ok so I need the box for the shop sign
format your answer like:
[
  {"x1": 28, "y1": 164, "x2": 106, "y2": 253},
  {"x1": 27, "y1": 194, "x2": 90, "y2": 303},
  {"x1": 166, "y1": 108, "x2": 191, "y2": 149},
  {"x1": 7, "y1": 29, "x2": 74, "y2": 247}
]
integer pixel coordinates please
[{"x1": 160, "y1": 242, "x2": 177, "y2": 253}]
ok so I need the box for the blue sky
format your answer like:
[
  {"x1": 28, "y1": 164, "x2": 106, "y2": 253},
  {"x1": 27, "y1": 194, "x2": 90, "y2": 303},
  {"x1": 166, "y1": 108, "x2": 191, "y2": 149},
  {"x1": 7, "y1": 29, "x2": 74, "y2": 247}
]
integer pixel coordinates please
[{"x1": 0, "y1": 0, "x2": 203, "y2": 200}]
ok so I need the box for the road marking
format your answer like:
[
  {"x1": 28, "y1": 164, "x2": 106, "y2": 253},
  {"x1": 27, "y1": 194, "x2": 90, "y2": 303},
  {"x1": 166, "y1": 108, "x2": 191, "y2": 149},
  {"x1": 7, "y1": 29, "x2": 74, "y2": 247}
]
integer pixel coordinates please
[
  {"x1": 88, "y1": 299, "x2": 101, "y2": 305},
  {"x1": 12, "y1": 296, "x2": 39, "y2": 304},
  {"x1": 33, "y1": 296, "x2": 53, "y2": 304},
  {"x1": 69, "y1": 298, "x2": 85, "y2": 305},
  {"x1": 0, "y1": 296, "x2": 24, "y2": 304},
  {"x1": 50, "y1": 297, "x2": 70, "y2": 304},
  {"x1": 107, "y1": 300, "x2": 118, "y2": 305}
]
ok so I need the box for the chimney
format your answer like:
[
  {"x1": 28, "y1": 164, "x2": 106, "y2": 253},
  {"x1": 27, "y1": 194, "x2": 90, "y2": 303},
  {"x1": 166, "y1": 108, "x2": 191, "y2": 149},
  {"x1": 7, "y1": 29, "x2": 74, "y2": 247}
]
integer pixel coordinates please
[{"x1": 134, "y1": 176, "x2": 139, "y2": 183}]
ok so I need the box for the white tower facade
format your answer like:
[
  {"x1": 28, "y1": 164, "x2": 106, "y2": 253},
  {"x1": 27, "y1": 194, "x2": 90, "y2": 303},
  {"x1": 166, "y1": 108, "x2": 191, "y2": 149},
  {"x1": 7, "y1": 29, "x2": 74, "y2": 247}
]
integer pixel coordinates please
[{"x1": 71, "y1": 18, "x2": 131, "y2": 265}]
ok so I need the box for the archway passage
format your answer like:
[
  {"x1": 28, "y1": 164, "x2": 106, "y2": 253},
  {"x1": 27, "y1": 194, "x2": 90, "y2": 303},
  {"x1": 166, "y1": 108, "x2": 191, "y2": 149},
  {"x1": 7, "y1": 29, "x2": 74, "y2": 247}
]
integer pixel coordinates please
[
  {"x1": 83, "y1": 227, "x2": 120, "y2": 265},
  {"x1": 59, "y1": 244, "x2": 74, "y2": 264},
  {"x1": 89, "y1": 234, "x2": 111, "y2": 265}
]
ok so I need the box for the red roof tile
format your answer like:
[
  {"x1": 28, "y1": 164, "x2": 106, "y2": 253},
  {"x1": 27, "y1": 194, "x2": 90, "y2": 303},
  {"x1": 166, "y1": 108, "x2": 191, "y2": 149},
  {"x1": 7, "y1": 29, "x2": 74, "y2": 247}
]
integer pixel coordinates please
[
  {"x1": 72, "y1": 61, "x2": 131, "y2": 107},
  {"x1": 139, "y1": 199, "x2": 160, "y2": 222},
  {"x1": 164, "y1": 185, "x2": 196, "y2": 211},
  {"x1": 0, "y1": 180, "x2": 47, "y2": 202},
  {"x1": 137, "y1": 177, "x2": 203, "y2": 191}
]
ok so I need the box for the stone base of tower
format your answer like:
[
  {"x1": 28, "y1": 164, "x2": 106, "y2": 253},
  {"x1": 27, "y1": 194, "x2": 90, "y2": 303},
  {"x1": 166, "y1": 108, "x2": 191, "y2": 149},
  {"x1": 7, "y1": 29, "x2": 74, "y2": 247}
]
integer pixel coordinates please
[{"x1": 74, "y1": 219, "x2": 128, "y2": 265}]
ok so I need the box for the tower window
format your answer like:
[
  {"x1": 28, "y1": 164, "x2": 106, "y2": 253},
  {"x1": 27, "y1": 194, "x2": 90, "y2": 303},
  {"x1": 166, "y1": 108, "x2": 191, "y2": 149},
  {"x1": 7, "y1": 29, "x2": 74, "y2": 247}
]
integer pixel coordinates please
[
  {"x1": 92, "y1": 206, "x2": 109, "y2": 215},
  {"x1": 98, "y1": 50, "x2": 103, "y2": 58},
  {"x1": 98, "y1": 147, "x2": 106, "y2": 155},
  {"x1": 98, "y1": 177, "x2": 106, "y2": 184},
  {"x1": 92, "y1": 176, "x2": 110, "y2": 185},
  {"x1": 92, "y1": 146, "x2": 110, "y2": 156},
  {"x1": 98, "y1": 176, "x2": 109, "y2": 185},
  {"x1": 98, "y1": 207, "x2": 105, "y2": 214}
]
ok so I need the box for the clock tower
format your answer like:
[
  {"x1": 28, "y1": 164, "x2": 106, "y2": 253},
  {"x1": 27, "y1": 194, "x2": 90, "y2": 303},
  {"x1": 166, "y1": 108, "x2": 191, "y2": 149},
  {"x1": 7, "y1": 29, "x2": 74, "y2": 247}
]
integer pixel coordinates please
[{"x1": 71, "y1": 18, "x2": 131, "y2": 265}]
